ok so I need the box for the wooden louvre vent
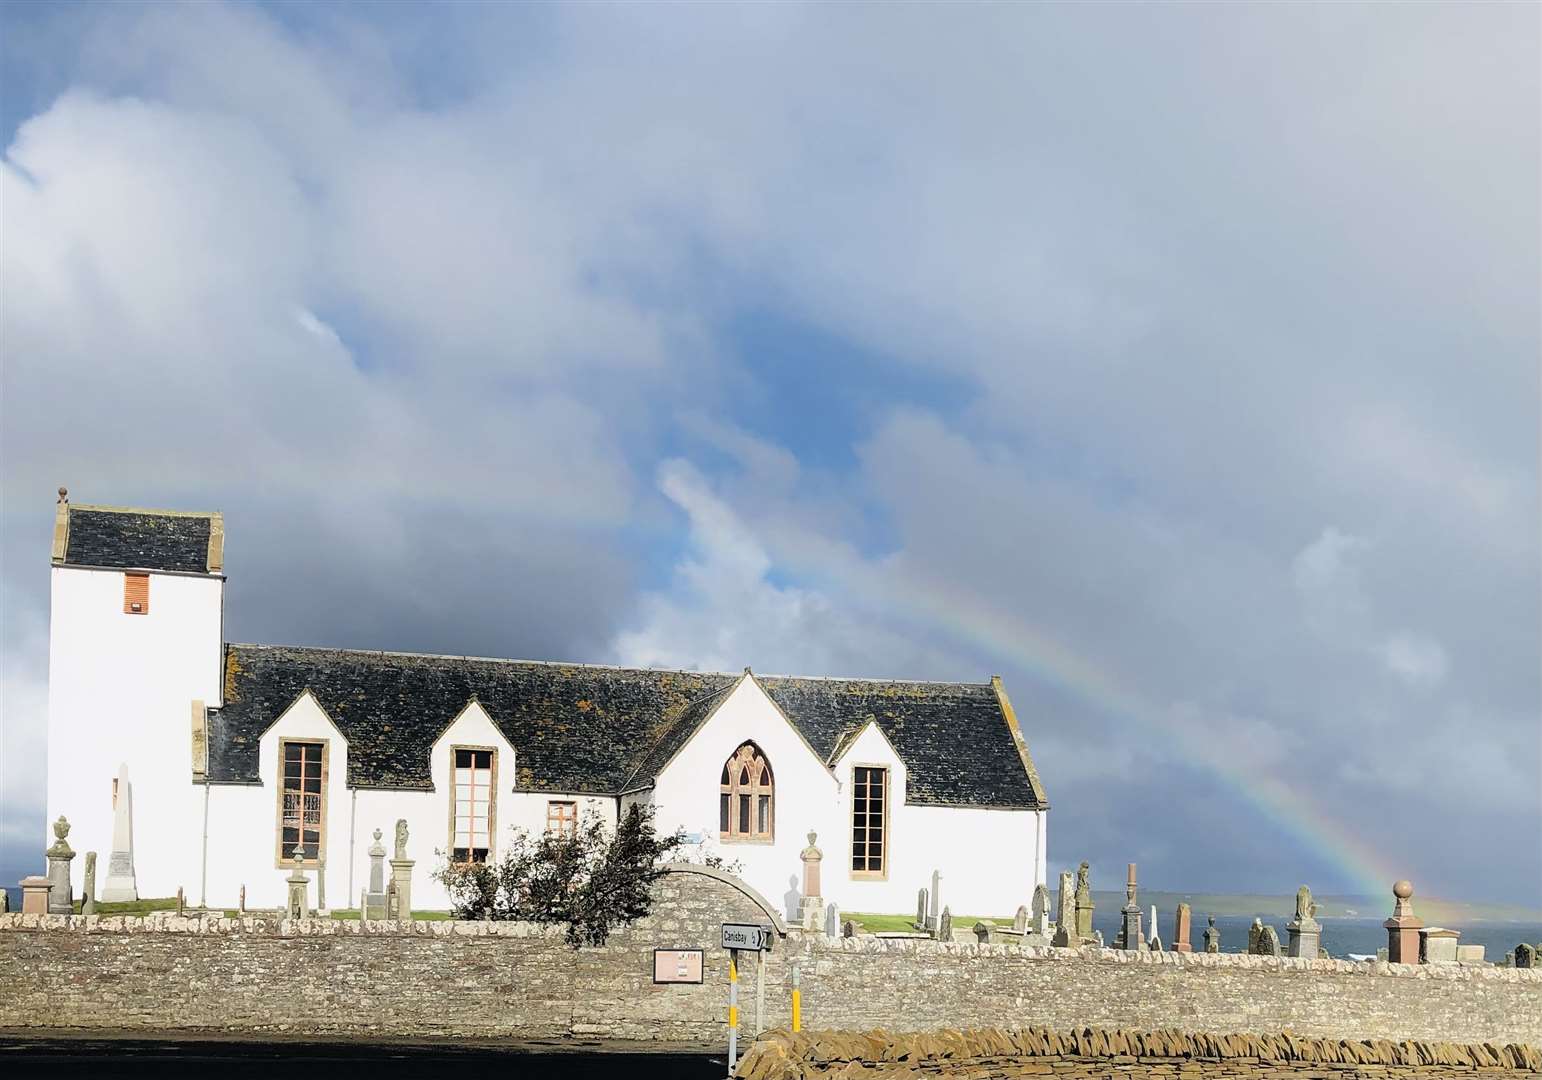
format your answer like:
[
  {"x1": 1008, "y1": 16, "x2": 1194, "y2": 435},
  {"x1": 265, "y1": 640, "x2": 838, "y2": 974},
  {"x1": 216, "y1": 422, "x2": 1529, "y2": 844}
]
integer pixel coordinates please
[{"x1": 123, "y1": 573, "x2": 149, "y2": 615}]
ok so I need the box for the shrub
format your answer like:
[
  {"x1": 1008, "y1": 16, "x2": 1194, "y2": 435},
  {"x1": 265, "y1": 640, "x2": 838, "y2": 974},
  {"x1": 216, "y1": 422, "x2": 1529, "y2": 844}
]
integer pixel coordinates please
[{"x1": 434, "y1": 803, "x2": 684, "y2": 946}]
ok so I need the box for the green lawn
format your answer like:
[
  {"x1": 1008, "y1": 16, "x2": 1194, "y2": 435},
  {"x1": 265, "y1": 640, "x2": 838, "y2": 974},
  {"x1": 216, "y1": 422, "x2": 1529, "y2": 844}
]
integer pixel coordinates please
[{"x1": 845, "y1": 911, "x2": 1011, "y2": 933}]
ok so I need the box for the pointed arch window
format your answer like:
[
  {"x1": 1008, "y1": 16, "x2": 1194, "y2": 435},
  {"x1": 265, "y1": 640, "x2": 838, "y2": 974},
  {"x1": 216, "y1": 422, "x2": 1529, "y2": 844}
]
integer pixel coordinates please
[{"x1": 719, "y1": 742, "x2": 774, "y2": 842}]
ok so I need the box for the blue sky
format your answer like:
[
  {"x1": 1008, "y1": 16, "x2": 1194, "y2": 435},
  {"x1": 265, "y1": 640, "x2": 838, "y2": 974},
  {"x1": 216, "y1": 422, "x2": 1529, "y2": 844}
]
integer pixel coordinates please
[{"x1": 1, "y1": 1, "x2": 1538, "y2": 906}]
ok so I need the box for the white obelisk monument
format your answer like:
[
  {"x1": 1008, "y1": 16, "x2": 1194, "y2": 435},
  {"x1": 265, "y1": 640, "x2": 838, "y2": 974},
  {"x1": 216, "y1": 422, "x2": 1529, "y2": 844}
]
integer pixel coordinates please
[{"x1": 101, "y1": 763, "x2": 139, "y2": 902}]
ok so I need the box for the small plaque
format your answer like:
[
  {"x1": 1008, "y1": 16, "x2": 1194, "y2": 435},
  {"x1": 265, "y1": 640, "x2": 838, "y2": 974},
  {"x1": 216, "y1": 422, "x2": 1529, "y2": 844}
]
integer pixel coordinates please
[{"x1": 653, "y1": 948, "x2": 704, "y2": 984}]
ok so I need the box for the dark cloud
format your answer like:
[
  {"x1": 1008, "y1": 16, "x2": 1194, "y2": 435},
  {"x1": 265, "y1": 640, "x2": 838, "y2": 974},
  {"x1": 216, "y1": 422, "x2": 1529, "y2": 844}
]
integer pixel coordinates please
[{"x1": 2, "y1": 2, "x2": 1536, "y2": 904}]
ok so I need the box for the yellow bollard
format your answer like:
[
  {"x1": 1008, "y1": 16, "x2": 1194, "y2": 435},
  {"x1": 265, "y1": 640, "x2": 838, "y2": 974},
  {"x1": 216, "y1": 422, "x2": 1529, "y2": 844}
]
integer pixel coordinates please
[
  {"x1": 728, "y1": 950, "x2": 739, "y2": 1072},
  {"x1": 791, "y1": 962, "x2": 801, "y2": 1032}
]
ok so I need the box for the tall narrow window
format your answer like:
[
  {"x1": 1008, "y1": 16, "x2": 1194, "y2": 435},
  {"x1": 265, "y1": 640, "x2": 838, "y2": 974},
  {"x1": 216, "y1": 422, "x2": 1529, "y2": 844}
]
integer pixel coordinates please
[
  {"x1": 719, "y1": 742, "x2": 773, "y2": 842},
  {"x1": 452, "y1": 747, "x2": 496, "y2": 863},
  {"x1": 278, "y1": 740, "x2": 326, "y2": 865},
  {"x1": 547, "y1": 800, "x2": 577, "y2": 837},
  {"x1": 123, "y1": 573, "x2": 149, "y2": 614},
  {"x1": 851, "y1": 766, "x2": 888, "y2": 877}
]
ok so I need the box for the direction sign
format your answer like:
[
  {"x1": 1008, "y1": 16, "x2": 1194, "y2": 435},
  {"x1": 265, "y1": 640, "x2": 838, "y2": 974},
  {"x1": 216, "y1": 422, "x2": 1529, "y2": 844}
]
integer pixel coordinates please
[{"x1": 721, "y1": 922, "x2": 773, "y2": 951}]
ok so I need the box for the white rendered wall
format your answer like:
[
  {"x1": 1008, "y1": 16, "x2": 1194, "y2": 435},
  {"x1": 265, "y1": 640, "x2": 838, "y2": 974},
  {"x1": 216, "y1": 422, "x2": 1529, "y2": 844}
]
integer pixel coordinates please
[
  {"x1": 651, "y1": 678, "x2": 1047, "y2": 920},
  {"x1": 206, "y1": 697, "x2": 620, "y2": 911},
  {"x1": 46, "y1": 566, "x2": 224, "y2": 902}
]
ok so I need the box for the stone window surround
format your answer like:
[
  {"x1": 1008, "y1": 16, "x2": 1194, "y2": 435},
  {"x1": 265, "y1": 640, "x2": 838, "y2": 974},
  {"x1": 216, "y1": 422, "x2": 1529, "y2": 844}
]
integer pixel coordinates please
[
  {"x1": 719, "y1": 741, "x2": 775, "y2": 845},
  {"x1": 849, "y1": 761, "x2": 889, "y2": 880},
  {"x1": 447, "y1": 744, "x2": 498, "y2": 863},
  {"x1": 274, "y1": 737, "x2": 328, "y2": 869}
]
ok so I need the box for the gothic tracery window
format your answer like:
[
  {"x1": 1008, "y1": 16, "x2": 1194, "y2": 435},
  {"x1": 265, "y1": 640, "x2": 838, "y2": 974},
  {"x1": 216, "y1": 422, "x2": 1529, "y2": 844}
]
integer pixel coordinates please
[{"x1": 719, "y1": 742, "x2": 773, "y2": 842}]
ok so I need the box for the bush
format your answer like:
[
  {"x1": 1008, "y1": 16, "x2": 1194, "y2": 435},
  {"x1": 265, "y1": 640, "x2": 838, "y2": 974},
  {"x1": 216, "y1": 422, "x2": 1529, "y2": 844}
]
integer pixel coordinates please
[{"x1": 434, "y1": 803, "x2": 684, "y2": 946}]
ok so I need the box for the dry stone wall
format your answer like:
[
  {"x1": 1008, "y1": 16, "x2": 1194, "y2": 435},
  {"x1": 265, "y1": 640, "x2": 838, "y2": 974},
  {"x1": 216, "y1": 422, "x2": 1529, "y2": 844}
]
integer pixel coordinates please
[
  {"x1": 1, "y1": 867, "x2": 1539, "y2": 1047},
  {"x1": 734, "y1": 1029, "x2": 1542, "y2": 1079}
]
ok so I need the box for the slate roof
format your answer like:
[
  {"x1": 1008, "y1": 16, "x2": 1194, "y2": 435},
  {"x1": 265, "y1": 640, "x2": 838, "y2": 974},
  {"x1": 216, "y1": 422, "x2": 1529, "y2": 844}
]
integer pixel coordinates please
[
  {"x1": 58, "y1": 505, "x2": 219, "y2": 574},
  {"x1": 208, "y1": 643, "x2": 1046, "y2": 809}
]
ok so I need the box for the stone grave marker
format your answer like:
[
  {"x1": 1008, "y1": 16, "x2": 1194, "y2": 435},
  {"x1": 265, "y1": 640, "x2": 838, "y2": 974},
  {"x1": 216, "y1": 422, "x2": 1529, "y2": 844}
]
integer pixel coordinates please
[
  {"x1": 82, "y1": 851, "x2": 97, "y2": 916},
  {"x1": 45, "y1": 816, "x2": 76, "y2": 914}
]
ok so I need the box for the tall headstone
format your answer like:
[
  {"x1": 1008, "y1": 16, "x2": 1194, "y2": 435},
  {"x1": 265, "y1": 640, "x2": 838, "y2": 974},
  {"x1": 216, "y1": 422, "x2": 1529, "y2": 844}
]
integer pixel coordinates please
[
  {"x1": 1030, "y1": 883, "x2": 1051, "y2": 938},
  {"x1": 1248, "y1": 917, "x2": 1265, "y2": 954},
  {"x1": 45, "y1": 816, "x2": 76, "y2": 914},
  {"x1": 1203, "y1": 914, "x2": 1220, "y2": 953},
  {"x1": 0, "y1": 886, "x2": 8, "y2": 913},
  {"x1": 315, "y1": 856, "x2": 327, "y2": 914},
  {"x1": 389, "y1": 819, "x2": 414, "y2": 919},
  {"x1": 102, "y1": 764, "x2": 139, "y2": 902},
  {"x1": 824, "y1": 901, "x2": 839, "y2": 939},
  {"x1": 1173, "y1": 903, "x2": 1192, "y2": 953},
  {"x1": 1286, "y1": 884, "x2": 1322, "y2": 960},
  {"x1": 363, "y1": 828, "x2": 389, "y2": 919},
  {"x1": 938, "y1": 905, "x2": 952, "y2": 942},
  {"x1": 915, "y1": 887, "x2": 928, "y2": 929},
  {"x1": 82, "y1": 851, "x2": 98, "y2": 916},
  {"x1": 1119, "y1": 863, "x2": 1143, "y2": 952},
  {"x1": 1073, "y1": 862, "x2": 1094, "y2": 943},
  {"x1": 799, "y1": 832, "x2": 824, "y2": 931},
  {"x1": 285, "y1": 849, "x2": 309, "y2": 919},
  {"x1": 239, "y1": 885, "x2": 246, "y2": 914},
  {"x1": 1147, "y1": 903, "x2": 1161, "y2": 951},
  {"x1": 1013, "y1": 905, "x2": 1029, "y2": 933},
  {"x1": 1384, "y1": 880, "x2": 1422, "y2": 964},
  {"x1": 1053, "y1": 870, "x2": 1076, "y2": 947},
  {"x1": 929, "y1": 870, "x2": 942, "y2": 931}
]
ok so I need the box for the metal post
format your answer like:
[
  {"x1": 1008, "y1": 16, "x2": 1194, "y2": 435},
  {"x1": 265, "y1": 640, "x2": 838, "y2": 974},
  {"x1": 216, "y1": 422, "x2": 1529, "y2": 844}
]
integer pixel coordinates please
[
  {"x1": 755, "y1": 949, "x2": 765, "y2": 1035},
  {"x1": 791, "y1": 962, "x2": 801, "y2": 1032},
  {"x1": 727, "y1": 950, "x2": 739, "y2": 1075}
]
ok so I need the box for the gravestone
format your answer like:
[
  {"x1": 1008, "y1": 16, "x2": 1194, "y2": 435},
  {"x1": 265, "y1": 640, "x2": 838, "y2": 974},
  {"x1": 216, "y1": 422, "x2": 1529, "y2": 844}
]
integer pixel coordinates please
[
  {"x1": 82, "y1": 851, "x2": 97, "y2": 916},
  {"x1": 1052, "y1": 870, "x2": 1076, "y2": 947},
  {"x1": 915, "y1": 887, "x2": 928, "y2": 928},
  {"x1": 362, "y1": 828, "x2": 389, "y2": 919},
  {"x1": 1421, "y1": 927, "x2": 1460, "y2": 963},
  {"x1": 45, "y1": 816, "x2": 76, "y2": 914},
  {"x1": 1119, "y1": 863, "x2": 1142, "y2": 952},
  {"x1": 929, "y1": 870, "x2": 942, "y2": 931},
  {"x1": 938, "y1": 906, "x2": 952, "y2": 942},
  {"x1": 1074, "y1": 862, "x2": 1094, "y2": 943},
  {"x1": 824, "y1": 901, "x2": 839, "y2": 939},
  {"x1": 1203, "y1": 914, "x2": 1220, "y2": 953},
  {"x1": 1514, "y1": 943, "x2": 1535, "y2": 969},
  {"x1": 0, "y1": 887, "x2": 8, "y2": 913},
  {"x1": 1248, "y1": 918, "x2": 1264, "y2": 954},
  {"x1": 1173, "y1": 903, "x2": 1192, "y2": 953},
  {"x1": 799, "y1": 832, "x2": 824, "y2": 931},
  {"x1": 972, "y1": 920, "x2": 992, "y2": 944},
  {"x1": 1147, "y1": 903, "x2": 1161, "y2": 951},
  {"x1": 285, "y1": 849, "x2": 309, "y2": 918},
  {"x1": 1013, "y1": 905, "x2": 1029, "y2": 933},
  {"x1": 1384, "y1": 880, "x2": 1422, "y2": 964},
  {"x1": 1455, "y1": 943, "x2": 1485, "y2": 964},
  {"x1": 841, "y1": 919, "x2": 856, "y2": 939},
  {"x1": 390, "y1": 819, "x2": 414, "y2": 919},
  {"x1": 1259, "y1": 924, "x2": 1281, "y2": 956},
  {"x1": 239, "y1": 885, "x2": 246, "y2": 914},
  {"x1": 1026, "y1": 883, "x2": 1052, "y2": 945},
  {"x1": 20, "y1": 876, "x2": 51, "y2": 914},
  {"x1": 1287, "y1": 884, "x2": 1322, "y2": 960},
  {"x1": 102, "y1": 763, "x2": 138, "y2": 902}
]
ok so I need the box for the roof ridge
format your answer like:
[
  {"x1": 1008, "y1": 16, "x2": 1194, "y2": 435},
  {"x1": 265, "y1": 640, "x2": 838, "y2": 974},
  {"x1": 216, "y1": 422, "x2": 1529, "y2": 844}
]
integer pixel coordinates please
[
  {"x1": 224, "y1": 642, "x2": 989, "y2": 687},
  {"x1": 69, "y1": 503, "x2": 220, "y2": 518}
]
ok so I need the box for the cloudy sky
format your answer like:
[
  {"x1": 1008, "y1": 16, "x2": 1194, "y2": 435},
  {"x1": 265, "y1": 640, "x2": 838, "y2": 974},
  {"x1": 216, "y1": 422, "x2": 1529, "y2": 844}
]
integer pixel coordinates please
[{"x1": 2, "y1": 2, "x2": 1537, "y2": 905}]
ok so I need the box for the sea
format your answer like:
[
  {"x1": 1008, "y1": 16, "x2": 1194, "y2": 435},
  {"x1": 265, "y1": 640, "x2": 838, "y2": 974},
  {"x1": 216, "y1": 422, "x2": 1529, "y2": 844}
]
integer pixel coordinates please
[{"x1": 1089, "y1": 911, "x2": 1542, "y2": 961}]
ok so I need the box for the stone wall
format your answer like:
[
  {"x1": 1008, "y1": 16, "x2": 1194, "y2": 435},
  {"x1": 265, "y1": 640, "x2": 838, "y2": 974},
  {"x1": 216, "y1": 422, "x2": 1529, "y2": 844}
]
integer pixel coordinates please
[
  {"x1": 1, "y1": 867, "x2": 1539, "y2": 1046},
  {"x1": 733, "y1": 1029, "x2": 1542, "y2": 1079}
]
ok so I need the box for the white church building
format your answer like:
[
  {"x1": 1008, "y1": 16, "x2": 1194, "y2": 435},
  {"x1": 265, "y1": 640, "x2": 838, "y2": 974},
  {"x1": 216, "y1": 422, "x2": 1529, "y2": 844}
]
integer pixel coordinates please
[{"x1": 45, "y1": 493, "x2": 1050, "y2": 915}]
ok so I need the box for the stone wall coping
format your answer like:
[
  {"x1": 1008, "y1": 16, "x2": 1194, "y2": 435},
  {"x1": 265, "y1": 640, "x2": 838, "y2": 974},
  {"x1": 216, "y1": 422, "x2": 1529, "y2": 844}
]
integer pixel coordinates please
[
  {"x1": 659, "y1": 862, "x2": 788, "y2": 935},
  {"x1": 804, "y1": 934, "x2": 1542, "y2": 983},
  {"x1": 3, "y1": 909, "x2": 1537, "y2": 988}
]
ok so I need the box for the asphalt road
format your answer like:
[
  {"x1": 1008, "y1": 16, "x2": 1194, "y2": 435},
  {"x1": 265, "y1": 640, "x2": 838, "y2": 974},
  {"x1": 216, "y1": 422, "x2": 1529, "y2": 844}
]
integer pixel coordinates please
[{"x1": 0, "y1": 1035, "x2": 732, "y2": 1077}]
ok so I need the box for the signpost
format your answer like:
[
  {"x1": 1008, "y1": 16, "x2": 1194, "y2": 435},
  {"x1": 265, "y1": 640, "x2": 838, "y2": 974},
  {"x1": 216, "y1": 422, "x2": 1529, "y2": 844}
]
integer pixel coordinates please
[{"x1": 722, "y1": 923, "x2": 772, "y2": 1074}]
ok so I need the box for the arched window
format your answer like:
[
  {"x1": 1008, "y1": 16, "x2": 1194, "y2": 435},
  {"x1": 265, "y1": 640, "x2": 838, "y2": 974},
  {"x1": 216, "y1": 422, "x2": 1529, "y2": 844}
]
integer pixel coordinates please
[{"x1": 719, "y1": 742, "x2": 773, "y2": 841}]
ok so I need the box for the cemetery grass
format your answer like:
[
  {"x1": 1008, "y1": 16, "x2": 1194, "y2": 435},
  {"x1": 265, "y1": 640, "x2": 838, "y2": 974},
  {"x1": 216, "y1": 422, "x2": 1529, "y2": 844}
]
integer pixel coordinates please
[
  {"x1": 847, "y1": 912, "x2": 1009, "y2": 933},
  {"x1": 82, "y1": 898, "x2": 452, "y2": 920}
]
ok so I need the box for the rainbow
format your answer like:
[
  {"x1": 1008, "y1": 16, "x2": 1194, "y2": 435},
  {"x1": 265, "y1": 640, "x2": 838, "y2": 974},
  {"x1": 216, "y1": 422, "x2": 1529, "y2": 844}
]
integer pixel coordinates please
[{"x1": 895, "y1": 572, "x2": 1408, "y2": 901}]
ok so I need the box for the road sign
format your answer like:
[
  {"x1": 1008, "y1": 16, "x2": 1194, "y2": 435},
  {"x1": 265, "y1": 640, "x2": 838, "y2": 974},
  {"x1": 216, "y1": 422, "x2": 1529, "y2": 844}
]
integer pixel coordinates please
[{"x1": 721, "y1": 922, "x2": 773, "y2": 951}]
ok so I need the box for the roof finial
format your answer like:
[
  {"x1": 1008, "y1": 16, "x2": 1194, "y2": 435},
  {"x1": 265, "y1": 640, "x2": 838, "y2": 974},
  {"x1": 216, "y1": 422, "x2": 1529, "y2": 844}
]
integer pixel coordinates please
[{"x1": 57, "y1": 486, "x2": 68, "y2": 504}]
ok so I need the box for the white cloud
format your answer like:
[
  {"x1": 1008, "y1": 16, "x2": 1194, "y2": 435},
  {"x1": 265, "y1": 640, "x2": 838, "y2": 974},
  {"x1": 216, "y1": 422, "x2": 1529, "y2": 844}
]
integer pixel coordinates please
[{"x1": 1380, "y1": 632, "x2": 1450, "y2": 690}]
